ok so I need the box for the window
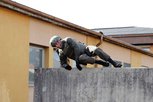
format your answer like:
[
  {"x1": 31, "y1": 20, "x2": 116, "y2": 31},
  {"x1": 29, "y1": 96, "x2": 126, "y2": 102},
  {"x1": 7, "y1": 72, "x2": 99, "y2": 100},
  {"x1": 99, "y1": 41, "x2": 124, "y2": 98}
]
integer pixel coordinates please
[
  {"x1": 139, "y1": 45, "x2": 151, "y2": 51},
  {"x1": 123, "y1": 62, "x2": 131, "y2": 67},
  {"x1": 142, "y1": 47, "x2": 150, "y2": 51},
  {"x1": 53, "y1": 50, "x2": 61, "y2": 68},
  {"x1": 114, "y1": 61, "x2": 132, "y2": 68},
  {"x1": 29, "y1": 46, "x2": 45, "y2": 85}
]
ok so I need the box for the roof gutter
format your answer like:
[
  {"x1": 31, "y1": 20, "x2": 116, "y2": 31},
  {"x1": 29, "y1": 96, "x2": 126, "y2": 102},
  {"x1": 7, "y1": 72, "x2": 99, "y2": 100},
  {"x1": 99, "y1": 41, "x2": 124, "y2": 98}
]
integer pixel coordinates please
[{"x1": 109, "y1": 33, "x2": 153, "y2": 38}]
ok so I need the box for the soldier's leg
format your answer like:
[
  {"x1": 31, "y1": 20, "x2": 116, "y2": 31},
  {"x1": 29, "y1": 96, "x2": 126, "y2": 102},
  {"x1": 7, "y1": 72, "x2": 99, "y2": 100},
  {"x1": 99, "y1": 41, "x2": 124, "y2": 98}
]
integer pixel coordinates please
[
  {"x1": 79, "y1": 54, "x2": 109, "y2": 67},
  {"x1": 95, "y1": 60, "x2": 109, "y2": 67},
  {"x1": 94, "y1": 48, "x2": 122, "y2": 67},
  {"x1": 79, "y1": 54, "x2": 95, "y2": 64}
]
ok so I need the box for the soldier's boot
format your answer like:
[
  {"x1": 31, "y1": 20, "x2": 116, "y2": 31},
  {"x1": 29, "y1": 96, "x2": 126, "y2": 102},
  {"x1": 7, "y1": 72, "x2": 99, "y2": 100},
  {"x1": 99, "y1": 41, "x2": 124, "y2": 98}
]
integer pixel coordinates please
[{"x1": 107, "y1": 58, "x2": 122, "y2": 68}]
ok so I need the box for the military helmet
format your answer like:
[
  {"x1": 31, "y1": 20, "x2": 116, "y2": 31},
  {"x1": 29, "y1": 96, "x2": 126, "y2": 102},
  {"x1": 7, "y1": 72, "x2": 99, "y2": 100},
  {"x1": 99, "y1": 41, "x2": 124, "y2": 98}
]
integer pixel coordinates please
[{"x1": 49, "y1": 35, "x2": 61, "y2": 47}]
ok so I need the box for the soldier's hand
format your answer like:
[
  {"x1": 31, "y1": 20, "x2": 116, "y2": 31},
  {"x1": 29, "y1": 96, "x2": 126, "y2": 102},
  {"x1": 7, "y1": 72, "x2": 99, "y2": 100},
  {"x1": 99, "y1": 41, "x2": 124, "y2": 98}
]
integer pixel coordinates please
[
  {"x1": 76, "y1": 64, "x2": 83, "y2": 71},
  {"x1": 62, "y1": 64, "x2": 72, "y2": 70}
]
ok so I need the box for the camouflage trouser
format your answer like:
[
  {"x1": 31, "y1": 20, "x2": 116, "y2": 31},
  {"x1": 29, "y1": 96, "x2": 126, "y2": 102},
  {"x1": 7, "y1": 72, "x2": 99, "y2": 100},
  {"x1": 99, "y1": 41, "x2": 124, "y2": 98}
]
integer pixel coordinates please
[
  {"x1": 79, "y1": 54, "x2": 95, "y2": 65},
  {"x1": 94, "y1": 48, "x2": 110, "y2": 61},
  {"x1": 79, "y1": 46, "x2": 110, "y2": 65}
]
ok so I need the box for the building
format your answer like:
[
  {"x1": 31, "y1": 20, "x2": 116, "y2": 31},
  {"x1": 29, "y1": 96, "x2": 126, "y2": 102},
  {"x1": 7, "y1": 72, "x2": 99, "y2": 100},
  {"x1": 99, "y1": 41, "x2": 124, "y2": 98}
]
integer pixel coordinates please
[
  {"x1": 0, "y1": 1, "x2": 153, "y2": 102},
  {"x1": 93, "y1": 26, "x2": 153, "y2": 52}
]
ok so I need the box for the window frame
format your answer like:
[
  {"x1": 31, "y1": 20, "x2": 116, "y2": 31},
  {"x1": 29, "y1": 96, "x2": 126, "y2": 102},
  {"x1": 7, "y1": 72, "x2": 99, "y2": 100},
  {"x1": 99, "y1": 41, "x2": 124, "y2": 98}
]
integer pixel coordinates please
[{"x1": 29, "y1": 45, "x2": 45, "y2": 86}]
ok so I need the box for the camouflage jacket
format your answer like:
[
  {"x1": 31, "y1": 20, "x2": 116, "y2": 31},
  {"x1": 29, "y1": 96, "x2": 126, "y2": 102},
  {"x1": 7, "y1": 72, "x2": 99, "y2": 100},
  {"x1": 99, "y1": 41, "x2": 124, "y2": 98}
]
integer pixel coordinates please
[{"x1": 58, "y1": 37, "x2": 86, "y2": 66}]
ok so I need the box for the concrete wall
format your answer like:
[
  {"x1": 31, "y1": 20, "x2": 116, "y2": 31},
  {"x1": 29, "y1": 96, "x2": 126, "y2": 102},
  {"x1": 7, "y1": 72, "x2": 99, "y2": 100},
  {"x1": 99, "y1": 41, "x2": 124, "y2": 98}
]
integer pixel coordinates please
[{"x1": 34, "y1": 68, "x2": 153, "y2": 102}]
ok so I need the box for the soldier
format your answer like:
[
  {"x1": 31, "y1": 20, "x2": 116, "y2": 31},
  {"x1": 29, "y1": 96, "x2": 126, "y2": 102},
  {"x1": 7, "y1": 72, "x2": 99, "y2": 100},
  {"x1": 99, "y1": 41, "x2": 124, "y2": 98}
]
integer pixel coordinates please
[{"x1": 49, "y1": 35, "x2": 122, "y2": 71}]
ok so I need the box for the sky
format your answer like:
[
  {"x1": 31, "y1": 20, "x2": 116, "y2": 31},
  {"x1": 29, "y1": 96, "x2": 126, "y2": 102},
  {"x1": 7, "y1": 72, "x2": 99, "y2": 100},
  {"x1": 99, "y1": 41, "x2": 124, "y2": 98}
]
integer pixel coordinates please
[{"x1": 13, "y1": 0, "x2": 153, "y2": 29}]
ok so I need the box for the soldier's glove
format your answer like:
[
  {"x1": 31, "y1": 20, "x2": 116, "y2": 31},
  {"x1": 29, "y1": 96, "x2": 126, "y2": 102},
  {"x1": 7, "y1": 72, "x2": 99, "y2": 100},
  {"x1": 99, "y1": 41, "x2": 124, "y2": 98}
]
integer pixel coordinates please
[
  {"x1": 62, "y1": 64, "x2": 72, "y2": 70},
  {"x1": 76, "y1": 62, "x2": 83, "y2": 71}
]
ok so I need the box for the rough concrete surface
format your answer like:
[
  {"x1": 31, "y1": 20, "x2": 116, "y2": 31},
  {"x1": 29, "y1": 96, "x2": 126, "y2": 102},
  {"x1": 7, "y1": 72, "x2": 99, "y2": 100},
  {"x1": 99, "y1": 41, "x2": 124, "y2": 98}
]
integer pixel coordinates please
[{"x1": 34, "y1": 68, "x2": 153, "y2": 102}]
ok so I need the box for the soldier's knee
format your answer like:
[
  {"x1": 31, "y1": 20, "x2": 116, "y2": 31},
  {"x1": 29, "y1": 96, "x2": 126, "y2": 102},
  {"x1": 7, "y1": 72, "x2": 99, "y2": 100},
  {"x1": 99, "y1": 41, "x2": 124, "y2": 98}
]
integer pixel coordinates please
[{"x1": 94, "y1": 48, "x2": 110, "y2": 61}]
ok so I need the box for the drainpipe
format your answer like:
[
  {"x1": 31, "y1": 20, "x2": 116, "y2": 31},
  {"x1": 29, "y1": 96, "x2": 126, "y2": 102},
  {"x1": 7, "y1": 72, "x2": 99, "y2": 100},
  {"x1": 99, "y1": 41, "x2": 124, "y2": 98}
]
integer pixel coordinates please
[{"x1": 96, "y1": 32, "x2": 104, "y2": 47}]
